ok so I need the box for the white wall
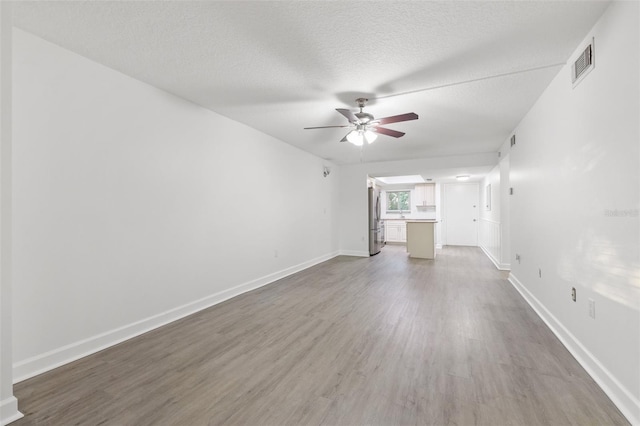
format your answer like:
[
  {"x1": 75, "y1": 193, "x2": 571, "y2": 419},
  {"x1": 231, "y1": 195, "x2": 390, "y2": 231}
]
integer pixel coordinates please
[
  {"x1": 338, "y1": 165, "x2": 370, "y2": 257},
  {"x1": 479, "y1": 154, "x2": 510, "y2": 270},
  {"x1": 11, "y1": 29, "x2": 340, "y2": 381},
  {"x1": 339, "y1": 153, "x2": 497, "y2": 255},
  {"x1": 480, "y1": 164, "x2": 500, "y2": 222},
  {"x1": 0, "y1": 4, "x2": 22, "y2": 425},
  {"x1": 499, "y1": 154, "x2": 510, "y2": 267},
  {"x1": 508, "y1": 2, "x2": 639, "y2": 423}
]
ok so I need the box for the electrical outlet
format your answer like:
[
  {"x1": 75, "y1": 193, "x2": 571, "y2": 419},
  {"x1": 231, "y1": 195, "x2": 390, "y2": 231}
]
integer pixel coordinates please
[
  {"x1": 515, "y1": 254, "x2": 521, "y2": 263},
  {"x1": 571, "y1": 287, "x2": 576, "y2": 302},
  {"x1": 588, "y1": 299, "x2": 596, "y2": 319}
]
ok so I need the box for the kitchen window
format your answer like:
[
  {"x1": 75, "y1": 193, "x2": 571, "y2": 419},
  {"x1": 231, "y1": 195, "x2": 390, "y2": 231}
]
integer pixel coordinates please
[{"x1": 386, "y1": 190, "x2": 410, "y2": 213}]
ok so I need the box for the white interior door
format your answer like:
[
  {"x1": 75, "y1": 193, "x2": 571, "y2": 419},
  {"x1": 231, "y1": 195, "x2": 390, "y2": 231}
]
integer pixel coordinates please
[{"x1": 443, "y1": 183, "x2": 479, "y2": 246}]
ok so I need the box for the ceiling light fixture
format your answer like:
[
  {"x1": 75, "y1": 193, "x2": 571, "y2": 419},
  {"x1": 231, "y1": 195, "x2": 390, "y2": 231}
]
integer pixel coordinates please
[
  {"x1": 346, "y1": 127, "x2": 377, "y2": 146},
  {"x1": 364, "y1": 130, "x2": 377, "y2": 143},
  {"x1": 456, "y1": 175, "x2": 470, "y2": 181},
  {"x1": 304, "y1": 98, "x2": 416, "y2": 145},
  {"x1": 346, "y1": 130, "x2": 364, "y2": 146}
]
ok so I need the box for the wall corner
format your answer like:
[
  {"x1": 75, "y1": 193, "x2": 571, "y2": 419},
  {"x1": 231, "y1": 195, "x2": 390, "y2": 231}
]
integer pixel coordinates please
[{"x1": 1, "y1": 2, "x2": 23, "y2": 424}]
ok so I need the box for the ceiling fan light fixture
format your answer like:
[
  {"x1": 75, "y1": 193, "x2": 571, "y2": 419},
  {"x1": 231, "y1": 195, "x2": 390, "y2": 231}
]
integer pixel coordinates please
[
  {"x1": 364, "y1": 129, "x2": 377, "y2": 144},
  {"x1": 346, "y1": 130, "x2": 364, "y2": 146},
  {"x1": 305, "y1": 98, "x2": 418, "y2": 145},
  {"x1": 347, "y1": 128, "x2": 377, "y2": 146}
]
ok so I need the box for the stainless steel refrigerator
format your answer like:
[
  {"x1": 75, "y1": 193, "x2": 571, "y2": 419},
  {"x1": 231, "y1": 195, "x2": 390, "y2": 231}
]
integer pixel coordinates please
[{"x1": 368, "y1": 187, "x2": 383, "y2": 255}]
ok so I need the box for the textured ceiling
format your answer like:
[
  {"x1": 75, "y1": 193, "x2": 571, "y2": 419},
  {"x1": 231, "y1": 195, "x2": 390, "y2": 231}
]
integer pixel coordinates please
[{"x1": 12, "y1": 1, "x2": 610, "y2": 165}]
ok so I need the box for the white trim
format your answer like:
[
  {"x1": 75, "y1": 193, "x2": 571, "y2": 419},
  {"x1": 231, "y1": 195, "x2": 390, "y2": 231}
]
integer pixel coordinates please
[
  {"x1": 508, "y1": 273, "x2": 639, "y2": 425},
  {"x1": 0, "y1": 397, "x2": 22, "y2": 425},
  {"x1": 14, "y1": 250, "x2": 340, "y2": 383},
  {"x1": 480, "y1": 245, "x2": 510, "y2": 271},
  {"x1": 338, "y1": 250, "x2": 370, "y2": 257},
  {"x1": 436, "y1": 244, "x2": 443, "y2": 249},
  {"x1": 478, "y1": 218, "x2": 508, "y2": 270}
]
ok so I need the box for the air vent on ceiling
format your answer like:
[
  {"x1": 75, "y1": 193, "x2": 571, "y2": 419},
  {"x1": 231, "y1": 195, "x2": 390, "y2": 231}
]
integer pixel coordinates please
[{"x1": 572, "y1": 38, "x2": 595, "y2": 87}]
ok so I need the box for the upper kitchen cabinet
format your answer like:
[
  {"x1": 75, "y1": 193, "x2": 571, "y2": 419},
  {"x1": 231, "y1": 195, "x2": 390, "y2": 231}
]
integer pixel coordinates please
[{"x1": 414, "y1": 183, "x2": 436, "y2": 207}]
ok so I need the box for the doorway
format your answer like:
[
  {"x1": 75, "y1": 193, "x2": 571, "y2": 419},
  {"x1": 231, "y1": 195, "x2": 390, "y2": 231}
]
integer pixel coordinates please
[{"x1": 443, "y1": 183, "x2": 479, "y2": 246}]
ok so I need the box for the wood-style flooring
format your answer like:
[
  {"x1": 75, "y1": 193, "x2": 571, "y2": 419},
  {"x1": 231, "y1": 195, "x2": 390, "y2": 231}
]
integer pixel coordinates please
[{"x1": 13, "y1": 245, "x2": 628, "y2": 425}]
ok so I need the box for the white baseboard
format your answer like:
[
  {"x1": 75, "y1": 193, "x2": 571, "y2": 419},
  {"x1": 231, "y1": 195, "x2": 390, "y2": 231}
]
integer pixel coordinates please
[
  {"x1": 480, "y1": 245, "x2": 510, "y2": 271},
  {"x1": 13, "y1": 250, "x2": 341, "y2": 383},
  {"x1": 338, "y1": 250, "x2": 370, "y2": 257},
  {"x1": 508, "y1": 273, "x2": 639, "y2": 425},
  {"x1": 0, "y1": 396, "x2": 23, "y2": 425},
  {"x1": 436, "y1": 244, "x2": 443, "y2": 249}
]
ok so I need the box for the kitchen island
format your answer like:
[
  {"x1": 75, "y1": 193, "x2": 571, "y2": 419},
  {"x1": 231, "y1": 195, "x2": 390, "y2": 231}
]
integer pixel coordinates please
[{"x1": 406, "y1": 220, "x2": 437, "y2": 259}]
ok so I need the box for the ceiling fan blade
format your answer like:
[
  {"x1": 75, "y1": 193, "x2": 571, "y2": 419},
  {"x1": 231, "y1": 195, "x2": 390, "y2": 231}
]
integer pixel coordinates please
[
  {"x1": 340, "y1": 134, "x2": 349, "y2": 143},
  {"x1": 336, "y1": 108, "x2": 358, "y2": 123},
  {"x1": 304, "y1": 125, "x2": 350, "y2": 129},
  {"x1": 375, "y1": 112, "x2": 418, "y2": 125},
  {"x1": 371, "y1": 127, "x2": 405, "y2": 138}
]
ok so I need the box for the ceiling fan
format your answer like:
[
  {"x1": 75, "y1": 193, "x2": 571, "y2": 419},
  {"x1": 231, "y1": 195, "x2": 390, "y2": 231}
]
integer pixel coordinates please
[{"x1": 304, "y1": 98, "x2": 418, "y2": 146}]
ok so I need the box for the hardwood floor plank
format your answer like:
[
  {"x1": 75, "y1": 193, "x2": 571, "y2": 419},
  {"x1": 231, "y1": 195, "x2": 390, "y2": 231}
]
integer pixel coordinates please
[{"x1": 13, "y1": 245, "x2": 629, "y2": 425}]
